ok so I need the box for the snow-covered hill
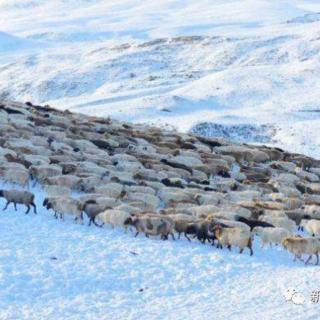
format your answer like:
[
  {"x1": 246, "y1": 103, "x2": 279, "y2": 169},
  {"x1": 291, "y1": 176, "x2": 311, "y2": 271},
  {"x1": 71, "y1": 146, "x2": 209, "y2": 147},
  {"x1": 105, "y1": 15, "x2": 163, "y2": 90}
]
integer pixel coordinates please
[{"x1": 1, "y1": 1, "x2": 320, "y2": 156}]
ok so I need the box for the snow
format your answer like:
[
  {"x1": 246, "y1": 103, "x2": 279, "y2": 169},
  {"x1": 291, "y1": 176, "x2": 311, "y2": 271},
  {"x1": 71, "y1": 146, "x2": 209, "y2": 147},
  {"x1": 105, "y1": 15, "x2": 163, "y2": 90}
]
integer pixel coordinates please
[
  {"x1": 0, "y1": 182, "x2": 319, "y2": 320},
  {"x1": 1, "y1": 3, "x2": 320, "y2": 316}
]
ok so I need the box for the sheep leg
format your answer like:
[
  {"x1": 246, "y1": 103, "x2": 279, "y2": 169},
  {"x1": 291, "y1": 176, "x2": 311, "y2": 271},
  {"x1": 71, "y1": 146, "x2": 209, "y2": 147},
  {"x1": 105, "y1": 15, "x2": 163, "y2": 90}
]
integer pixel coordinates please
[
  {"x1": 134, "y1": 231, "x2": 139, "y2": 237},
  {"x1": 92, "y1": 218, "x2": 102, "y2": 228},
  {"x1": 170, "y1": 232, "x2": 175, "y2": 240},
  {"x1": 88, "y1": 218, "x2": 92, "y2": 226},
  {"x1": 31, "y1": 202, "x2": 37, "y2": 214},
  {"x1": 184, "y1": 232, "x2": 191, "y2": 241},
  {"x1": 248, "y1": 238, "x2": 253, "y2": 256},
  {"x1": 239, "y1": 248, "x2": 243, "y2": 254},
  {"x1": 25, "y1": 205, "x2": 30, "y2": 214},
  {"x1": 178, "y1": 232, "x2": 181, "y2": 239},
  {"x1": 305, "y1": 255, "x2": 312, "y2": 265},
  {"x1": 316, "y1": 253, "x2": 319, "y2": 265},
  {"x1": 14, "y1": 203, "x2": 17, "y2": 211},
  {"x1": 228, "y1": 245, "x2": 231, "y2": 251},
  {"x1": 54, "y1": 211, "x2": 58, "y2": 219},
  {"x1": 3, "y1": 201, "x2": 10, "y2": 210}
]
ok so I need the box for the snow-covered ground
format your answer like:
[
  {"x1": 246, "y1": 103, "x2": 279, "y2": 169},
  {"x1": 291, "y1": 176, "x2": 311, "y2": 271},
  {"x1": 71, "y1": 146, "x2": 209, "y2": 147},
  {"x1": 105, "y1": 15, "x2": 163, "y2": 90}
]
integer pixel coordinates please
[
  {"x1": 0, "y1": 182, "x2": 319, "y2": 320},
  {"x1": 1, "y1": 1, "x2": 320, "y2": 157}
]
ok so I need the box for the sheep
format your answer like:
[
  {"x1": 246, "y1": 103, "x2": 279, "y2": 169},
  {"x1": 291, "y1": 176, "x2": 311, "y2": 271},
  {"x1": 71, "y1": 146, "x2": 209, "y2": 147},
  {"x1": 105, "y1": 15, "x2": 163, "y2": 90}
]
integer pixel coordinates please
[
  {"x1": 260, "y1": 216, "x2": 296, "y2": 233},
  {"x1": 282, "y1": 236, "x2": 320, "y2": 265},
  {"x1": 96, "y1": 209, "x2": 132, "y2": 231},
  {"x1": 0, "y1": 168, "x2": 29, "y2": 187},
  {"x1": 45, "y1": 175, "x2": 81, "y2": 189},
  {"x1": 159, "y1": 207, "x2": 192, "y2": 216},
  {"x1": 44, "y1": 185, "x2": 71, "y2": 197},
  {"x1": 29, "y1": 164, "x2": 62, "y2": 184},
  {"x1": 194, "y1": 193, "x2": 224, "y2": 206},
  {"x1": 227, "y1": 190, "x2": 261, "y2": 203},
  {"x1": 235, "y1": 216, "x2": 274, "y2": 231},
  {"x1": 94, "y1": 182, "x2": 124, "y2": 198},
  {"x1": 300, "y1": 219, "x2": 320, "y2": 237},
  {"x1": 214, "y1": 145, "x2": 269, "y2": 163},
  {"x1": 303, "y1": 194, "x2": 320, "y2": 206},
  {"x1": 114, "y1": 204, "x2": 141, "y2": 215},
  {"x1": 124, "y1": 185, "x2": 156, "y2": 195},
  {"x1": 284, "y1": 210, "x2": 311, "y2": 230},
  {"x1": 0, "y1": 189, "x2": 36, "y2": 214},
  {"x1": 259, "y1": 210, "x2": 287, "y2": 220},
  {"x1": 213, "y1": 225, "x2": 253, "y2": 255},
  {"x1": 43, "y1": 197, "x2": 83, "y2": 223},
  {"x1": 253, "y1": 227, "x2": 290, "y2": 248},
  {"x1": 83, "y1": 201, "x2": 110, "y2": 227},
  {"x1": 166, "y1": 214, "x2": 196, "y2": 239},
  {"x1": 122, "y1": 191, "x2": 160, "y2": 211},
  {"x1": 181, "y1": 220, "x2": 217, "y2": 244},
  {"x1": 124, "y1": 214, "x2": 175, "y2": 240},
  {"x1": 280, "y1": 197, "x2": 304, "y2": 210},
  {"x1": 303, "y1": 205, "x2": 320, "y2": 219},
  {"x1": 158, "y1": 190, "x2": 191, "y2": 205},
  {"x1": 211, "y1": 218, "x2": 251, "y2": 232}
]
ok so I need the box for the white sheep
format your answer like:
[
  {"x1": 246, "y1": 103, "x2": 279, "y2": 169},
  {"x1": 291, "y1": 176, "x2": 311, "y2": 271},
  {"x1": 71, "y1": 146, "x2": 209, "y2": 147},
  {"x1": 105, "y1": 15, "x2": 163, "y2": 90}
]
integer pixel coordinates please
[
  {"x1": 94, "y1": 183, "x2": 124, "y2": 198},
  {"x1": 1, "y1": 168, "x2": 29, "y2": 187},
  {"x1": 282, "y1": 236, "x2": 320, "y2": 264},
  {"x1": 123, "y1": 192, "x2": 160, "y2": 211},
  {"x1": 194, "y1": 193, "x2": 224, "y2": 206},
  {"x1": 45, "y1": 175, "x2": 81, "y2": 189},
  {"x1": 43, "y1": 196, "x2": 83, "y2": 223},
  {"x1": 300, "y1": 219, "x2": 320, "y2": 237},
  {"x1": 96, "y1": 209, "x2": 132, "y2": 231},
  {"x1": 253, "y1": 226, "x2": 291, "y2": 248},
  {"x1": 260, "y1": 216, "x2": 296, "y2": 233},
  {"x1": 30, "y1": 164, "x2": 62, "y2": 184},
  {"x1": 214, "y1": 225, "x2": 253, "y2": 255}
]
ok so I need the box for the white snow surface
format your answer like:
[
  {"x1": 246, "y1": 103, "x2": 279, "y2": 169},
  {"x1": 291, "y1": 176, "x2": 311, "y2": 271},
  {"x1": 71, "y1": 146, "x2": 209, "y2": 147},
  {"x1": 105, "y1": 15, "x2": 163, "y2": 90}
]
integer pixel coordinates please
[
  {"x1": 0, "y1": 183, "x2": 319, "y2": 320},
  {"x1": 1, "y1": 1, "x2": 320, "y2": 156}
]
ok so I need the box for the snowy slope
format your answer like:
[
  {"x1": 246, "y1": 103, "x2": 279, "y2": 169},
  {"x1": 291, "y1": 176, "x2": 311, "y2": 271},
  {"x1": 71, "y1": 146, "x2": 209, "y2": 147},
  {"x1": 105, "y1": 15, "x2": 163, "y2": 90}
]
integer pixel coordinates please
[
  {"x1": 0, "y1": 182, "x2": 320, "y2": 320},
  {"x1": 1, "y1": 0, "x2": 320, "y2": 158}
]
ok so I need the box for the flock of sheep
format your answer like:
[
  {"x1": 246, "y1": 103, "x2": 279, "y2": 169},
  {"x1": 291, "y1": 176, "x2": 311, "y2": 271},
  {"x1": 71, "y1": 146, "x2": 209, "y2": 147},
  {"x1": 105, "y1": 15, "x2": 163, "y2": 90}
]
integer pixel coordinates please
[{"x1": 1, "y1": 100, "x2": 320, "y2": 265}]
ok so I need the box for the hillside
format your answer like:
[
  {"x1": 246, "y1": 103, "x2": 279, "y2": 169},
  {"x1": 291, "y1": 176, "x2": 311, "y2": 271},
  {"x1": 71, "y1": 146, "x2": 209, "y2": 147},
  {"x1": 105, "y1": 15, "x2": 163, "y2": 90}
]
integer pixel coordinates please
[
  {"x1": 0, "y1": 99, "x2": 320, "y2": 319},
  {"x1": 1, "y1": 1, "x2": 320, "y2": 157}
]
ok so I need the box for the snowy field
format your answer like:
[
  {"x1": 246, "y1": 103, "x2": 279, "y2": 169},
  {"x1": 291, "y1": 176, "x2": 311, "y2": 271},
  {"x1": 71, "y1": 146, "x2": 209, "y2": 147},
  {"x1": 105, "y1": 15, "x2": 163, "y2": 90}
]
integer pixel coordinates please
[
  {"x1": 0, "y1": 182, "x2": 319, "y2": 320},
  {"x1": 2, "y1": 2, "x2": 320, "y2": 319},
  {"x1": 1, "y1": 1, "x2": 320, "y2": 157}
]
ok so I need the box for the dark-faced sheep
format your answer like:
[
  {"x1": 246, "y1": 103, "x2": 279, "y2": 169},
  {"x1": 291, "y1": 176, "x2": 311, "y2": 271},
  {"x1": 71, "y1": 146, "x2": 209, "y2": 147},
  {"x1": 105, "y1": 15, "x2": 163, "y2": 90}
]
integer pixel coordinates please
[
  {"x1": 43, "y1": 196, "x2": 83, "y2": 223},
  {"x1": 0, "y1": 189, "x2": 36, "y2": 214}
]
